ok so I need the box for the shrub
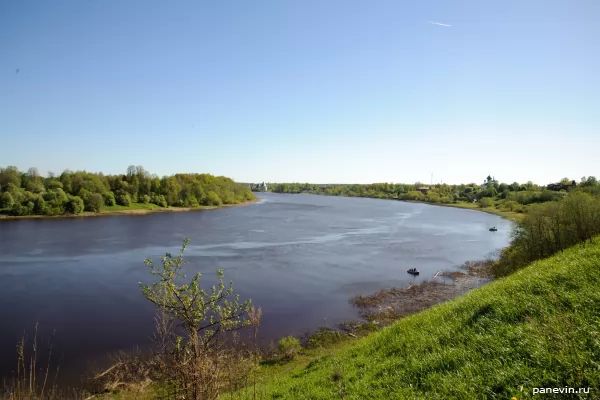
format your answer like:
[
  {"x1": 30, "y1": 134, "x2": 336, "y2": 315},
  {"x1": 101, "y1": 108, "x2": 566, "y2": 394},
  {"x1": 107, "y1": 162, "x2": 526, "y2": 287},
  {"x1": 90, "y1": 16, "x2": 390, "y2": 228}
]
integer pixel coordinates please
[
  {"x1": 86, "y1": 193, "x2": 104, "y2": 212},
  {"x1": 0, "y1": 191, "x2": 14, "y2": 208},
  {"x1": 307, "y1": 329, "x2": 345, "y2": 349},
  {"x1": 501, "y1": 200, "x2": 519, "y2": 211},
  {"x1": 440, "y1": 196, "x2": 453, "y2": 204},
  {"x1": 494, "y1": 191, "x2": 600, "y2": 277},
  {"x1": 478, "y1": 198, "x2": 493, "y2": 208},
  {"x1": 65, "y1": 195, "x2": 84, "y2": 214},
  {"x1": 278, "y1": 336, "x2": 301, "y2": 360},
  {"x1": 11, "y1": 203, "x2": 28, "y2": 216},
  {"x1": 151, "y1": 194, "x2": 167, "y2": 208},
  {"x1": 400, "y1": 191, "x2": 425, "y2": 201},
  {"x1": 426, "y1": 193, "x2": 441, "y2": 203},
  {"x1": 33, "y1": 196, "x2": 47, "y2": 214},
  {"x1": 116, "y1": 191, "x2": 132, "y2": 207},
  {"x1": 103, "y1": 192, "x2": 116, "y2": 206}
]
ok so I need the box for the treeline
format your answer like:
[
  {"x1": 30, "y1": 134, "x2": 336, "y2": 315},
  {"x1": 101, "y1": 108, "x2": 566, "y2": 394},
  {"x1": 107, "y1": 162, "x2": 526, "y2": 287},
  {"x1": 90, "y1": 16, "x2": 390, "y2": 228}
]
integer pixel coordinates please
[
  {"x1": 0, "y1": 165, "x2": 255, "y2": 217},
  {"x1": 267, "y1": 176, "x2": 600, "y2": 213},
  {"x1": 494, "y1": 191, "x2": 600, "y2": 277}
]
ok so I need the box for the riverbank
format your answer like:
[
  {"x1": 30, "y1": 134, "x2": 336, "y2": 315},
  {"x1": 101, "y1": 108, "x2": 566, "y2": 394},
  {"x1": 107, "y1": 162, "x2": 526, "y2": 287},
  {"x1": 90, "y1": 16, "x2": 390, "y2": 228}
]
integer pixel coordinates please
[
  {"x1": 233, "y1": 237, "x2": 600, "y2": 398},
  {"x1": 0, "y1": 198, "x2": 259, "y2": 220},
  {"x1": 349, "y1": 260, "x2": 495, "y2": 326},
  {"x1": 414, "y1": 200, "x2": 526, "y2": 222}
]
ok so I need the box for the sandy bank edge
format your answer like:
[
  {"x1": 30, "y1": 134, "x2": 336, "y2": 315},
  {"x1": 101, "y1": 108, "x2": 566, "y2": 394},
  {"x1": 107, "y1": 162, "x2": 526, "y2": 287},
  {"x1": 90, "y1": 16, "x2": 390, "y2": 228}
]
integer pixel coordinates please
[{"x1": 0, "y1": 198, "x2": 260, "y2": 221}]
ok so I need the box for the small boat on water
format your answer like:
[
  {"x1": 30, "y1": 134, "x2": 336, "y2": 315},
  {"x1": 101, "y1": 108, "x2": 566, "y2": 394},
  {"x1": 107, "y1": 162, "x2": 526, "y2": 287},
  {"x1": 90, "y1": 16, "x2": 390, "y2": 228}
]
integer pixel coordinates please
[
  {"x1": 489, "y1": 227, "x2": 498, "y2": 232},
  {"x1": 407, "y1": 268, "x2": 420, "y2": 275}
]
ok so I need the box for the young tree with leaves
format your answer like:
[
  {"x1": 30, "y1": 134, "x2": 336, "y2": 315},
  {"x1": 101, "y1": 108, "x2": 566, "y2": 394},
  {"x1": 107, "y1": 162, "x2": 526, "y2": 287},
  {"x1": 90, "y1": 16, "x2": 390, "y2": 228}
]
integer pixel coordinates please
[{"x1": 139, "y1": 239, "x2": 253, "y2": 399}]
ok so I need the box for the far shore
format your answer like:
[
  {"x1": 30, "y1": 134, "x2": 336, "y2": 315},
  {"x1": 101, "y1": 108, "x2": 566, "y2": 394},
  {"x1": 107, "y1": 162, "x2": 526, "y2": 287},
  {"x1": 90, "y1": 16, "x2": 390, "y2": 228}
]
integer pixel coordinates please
[
  {"x1": 398, "y1": 199, "x2": 525, "y2": 222},
  {"x1": 258, "y1": 191, "x2": 525, "y2": 222},
  {"x1": 0, "y1": 198, "x2": 259, "y2": 221}
]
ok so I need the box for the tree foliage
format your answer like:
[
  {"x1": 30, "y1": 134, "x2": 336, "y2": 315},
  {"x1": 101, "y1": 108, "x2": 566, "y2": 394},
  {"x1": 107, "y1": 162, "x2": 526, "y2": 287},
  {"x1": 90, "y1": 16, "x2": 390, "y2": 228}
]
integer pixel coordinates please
[
  {"x1": 139, "y1": 239, "x2": 253, "y2": 398},
  {"x1": 0, "y1": 165, "x2": 254, "y2": 217},
  {"x1": 261, "y1": 175, "x2": 598, "y2": 214},
  {"x1": 494, "y1": 191, "x2": 600, "y2": 276},
  {"x1": 0, "y1": 192, "x2": 14, "y2": 209},
  {"x1": 86, "y1": 193, "x2": 104, "y2": 212}
]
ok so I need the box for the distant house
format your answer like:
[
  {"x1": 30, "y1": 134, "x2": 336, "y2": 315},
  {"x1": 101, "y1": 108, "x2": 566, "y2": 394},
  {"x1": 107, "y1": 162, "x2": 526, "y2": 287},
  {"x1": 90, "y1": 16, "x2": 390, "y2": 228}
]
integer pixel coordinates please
[
  {"x1": 547, "y1": 180, "x2": 576, "y2": 191},
  {"x1": 260, "y1": 182, "x2": 268, "y2": 192},
  {"x1": 416, "y1": 186, "x2": 431, "y2": 194}
]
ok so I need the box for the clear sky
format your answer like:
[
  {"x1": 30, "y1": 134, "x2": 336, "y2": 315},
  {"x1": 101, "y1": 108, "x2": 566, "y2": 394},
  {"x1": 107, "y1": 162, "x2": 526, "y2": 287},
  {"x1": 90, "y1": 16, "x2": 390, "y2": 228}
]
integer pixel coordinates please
[{"x1": 1, "y1": 1, "x2": 598, "y2": 185}]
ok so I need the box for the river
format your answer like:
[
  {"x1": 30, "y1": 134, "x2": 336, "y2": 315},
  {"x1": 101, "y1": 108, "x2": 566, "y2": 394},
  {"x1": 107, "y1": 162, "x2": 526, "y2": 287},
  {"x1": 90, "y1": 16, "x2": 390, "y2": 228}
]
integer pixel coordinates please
[{"x1": 0, "y1": 193, "x2": 512, "y2": 385}]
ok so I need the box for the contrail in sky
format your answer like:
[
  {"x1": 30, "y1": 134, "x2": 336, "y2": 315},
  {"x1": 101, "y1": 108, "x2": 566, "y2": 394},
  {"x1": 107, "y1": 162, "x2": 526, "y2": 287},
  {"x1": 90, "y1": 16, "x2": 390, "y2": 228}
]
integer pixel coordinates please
[{"x1": 427, "y1": 21, "x2": 451, "y2": 27}]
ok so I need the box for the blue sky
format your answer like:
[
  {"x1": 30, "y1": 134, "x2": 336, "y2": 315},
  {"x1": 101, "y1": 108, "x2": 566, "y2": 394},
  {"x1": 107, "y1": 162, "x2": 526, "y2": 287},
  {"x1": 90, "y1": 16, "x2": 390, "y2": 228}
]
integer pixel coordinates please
[{"x1": 1, "y1": 1, "x2": 598, "y2": 185}]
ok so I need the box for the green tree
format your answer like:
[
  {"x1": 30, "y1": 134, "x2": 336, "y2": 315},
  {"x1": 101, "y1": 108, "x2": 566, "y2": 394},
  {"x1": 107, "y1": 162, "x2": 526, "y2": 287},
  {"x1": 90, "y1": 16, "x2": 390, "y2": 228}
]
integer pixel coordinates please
[
  {"x1": 65, "y1": 196, "x2": 84, "y2": 214},
  {"x1": 161, "y1": 177, "x2": 182, "y2": 206},
  {"x1": 86, "y1": 193, "x2": 104, "y2": 212},
  {"x1": 0, "y1": 166, "x2": 22, "y2": 189},
  {"x1": 0, "y1": 192, "x2": 14, "y2": 209},
  {"x1": 43, "y1": 188, "x2": 68, "y2": 210},
  {"x1": 139, "y1": 239, "x2": 253, "y2": 399},
  {"x1": 204, "y1": 191, "x2": 222, "y2": 206},
  {"x1": 26, "y1": 180, "x2": 45, "y2": 194},
  {"x1": 11, "y1": 203, "x2": 28, "y2": 216},
  {"x1": 116, "y1": 191, "x2": 132, "y2": 207},
  {"x1": 78, "y1": 188, "x2": 93, "y2": 203},
  {"x1": 103, "y1": 192, "x2": 116, "y2": 206},
  {"x1": 220, "y1": 190, "x2": 235, "y2": 204},
  {"x1": 33, "y1": 196, "x2": 47, "y2": 214},
  {"x1": 45, "y1": 180, "x2": 63, "y2": 190},
  {"x1": 151, "y1": 194, "x2": 167, "y2": 207},
  {"x1": 580, "y1": 176, "x2": 598, "y2": 187}
]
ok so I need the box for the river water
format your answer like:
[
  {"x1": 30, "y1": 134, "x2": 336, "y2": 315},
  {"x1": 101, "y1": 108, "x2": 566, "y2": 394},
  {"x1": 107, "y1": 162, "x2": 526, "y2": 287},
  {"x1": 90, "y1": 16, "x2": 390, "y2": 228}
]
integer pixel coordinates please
[{"x1": 0, "y1": 193, "x2": 512, "y2": 384}]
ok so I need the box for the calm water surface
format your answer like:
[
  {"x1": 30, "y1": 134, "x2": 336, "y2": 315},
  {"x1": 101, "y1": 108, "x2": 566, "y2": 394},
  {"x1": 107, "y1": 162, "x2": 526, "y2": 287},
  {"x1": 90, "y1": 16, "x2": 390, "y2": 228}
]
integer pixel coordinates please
[{"x1": 0, "y1": 193, "x2": 512, "y2": 383}]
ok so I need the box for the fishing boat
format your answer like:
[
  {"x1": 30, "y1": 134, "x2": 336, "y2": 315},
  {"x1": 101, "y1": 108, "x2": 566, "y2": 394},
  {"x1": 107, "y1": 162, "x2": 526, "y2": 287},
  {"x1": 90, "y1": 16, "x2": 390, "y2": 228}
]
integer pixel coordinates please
[
  {"x1": 489, "y1": 227, "x2": 498, "y2": 232},
  {"x1": 407, "y1": 268, "x2": 420, "y2": 275}
]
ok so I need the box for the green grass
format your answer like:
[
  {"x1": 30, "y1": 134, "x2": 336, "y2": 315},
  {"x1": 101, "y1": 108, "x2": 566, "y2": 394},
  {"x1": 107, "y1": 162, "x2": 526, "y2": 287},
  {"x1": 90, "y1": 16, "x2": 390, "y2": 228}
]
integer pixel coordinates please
[
  {"x1": 240, "y1": 238, "x2": 600, "y2": 399},
  {"x1": 103, "y1": 203, "x2": 162, "y2": 211}
]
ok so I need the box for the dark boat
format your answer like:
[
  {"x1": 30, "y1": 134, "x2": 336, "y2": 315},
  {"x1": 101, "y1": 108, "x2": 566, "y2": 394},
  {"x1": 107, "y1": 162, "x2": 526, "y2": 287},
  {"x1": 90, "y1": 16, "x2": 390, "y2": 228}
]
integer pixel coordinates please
[
  {"x1": 407, "y1": 268, "x2": 420, "y2": 275},
  {"x1": 489, "y1": 227, "x2": 498, "y2": 232}
]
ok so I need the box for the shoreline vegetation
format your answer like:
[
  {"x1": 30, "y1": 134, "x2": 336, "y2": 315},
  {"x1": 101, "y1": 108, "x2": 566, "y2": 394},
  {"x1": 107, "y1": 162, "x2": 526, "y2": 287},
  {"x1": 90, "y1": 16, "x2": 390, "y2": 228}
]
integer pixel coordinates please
[
  {"x1": 0, "y1": 165, "x2": 257, "y2": 220},
  {"x1": 258, "y1": 175, "x2": 600, "y2": 223},
  {"x1": 400, "y1": 198, "x2": 525, "y2": 222},
  {"x1": 0, "y1": 198, "x2": 259, "y2": 220}
]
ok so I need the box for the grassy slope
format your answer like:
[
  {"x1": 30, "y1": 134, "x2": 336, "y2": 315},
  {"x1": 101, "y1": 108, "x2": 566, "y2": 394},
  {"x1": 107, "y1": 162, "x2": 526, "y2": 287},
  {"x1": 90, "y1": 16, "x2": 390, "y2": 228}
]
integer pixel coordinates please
[{"x1": 247, "y1": 239, "x2": 600, "y2": 399}]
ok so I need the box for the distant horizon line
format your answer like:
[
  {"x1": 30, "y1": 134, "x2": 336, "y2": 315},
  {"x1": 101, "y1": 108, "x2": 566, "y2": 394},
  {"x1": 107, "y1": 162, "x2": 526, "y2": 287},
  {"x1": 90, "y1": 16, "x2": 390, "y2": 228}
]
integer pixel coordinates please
[
  {"x1": 243, "y1": 179, "x2": 572, "y2": 186},
  {"x1": 0, "y1": 164, "x2": 585, "y2": 187}
]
